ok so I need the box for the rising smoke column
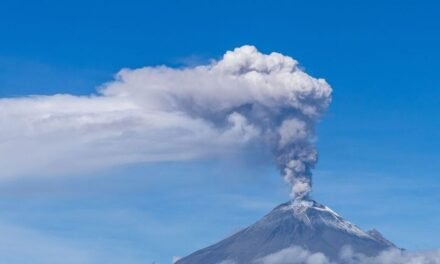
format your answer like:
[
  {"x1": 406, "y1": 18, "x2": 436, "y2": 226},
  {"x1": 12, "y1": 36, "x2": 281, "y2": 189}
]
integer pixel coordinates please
[
  {"x1": 0, "y1": 46, "x2": 332, "y2": 199},
  {"x1": 212, "y1": 46, "x2": 332, "y2": 200},
  {"x1": 214, "y1": 46, "x2": 332, "y2": 199}
]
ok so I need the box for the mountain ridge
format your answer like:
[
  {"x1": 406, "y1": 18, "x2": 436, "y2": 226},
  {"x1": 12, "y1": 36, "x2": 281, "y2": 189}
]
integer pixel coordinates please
[{"x1": 176, "y1": 199, "x2": 396, "y2": 263}]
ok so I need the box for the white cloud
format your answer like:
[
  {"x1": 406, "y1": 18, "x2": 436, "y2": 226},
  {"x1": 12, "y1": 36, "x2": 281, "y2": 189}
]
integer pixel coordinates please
[
  {"x1": 255, "y1": 246, "x2": 331, "y2": 264},
  {"x1": 0, "y1": 45, "x2": 331, "y2": 185},
  {"x1": 339, "y1": 246, "x2": 440, "y2": 264},
  {"x1": 256, "y1": 246, "x2": 440, "y2": 264}
]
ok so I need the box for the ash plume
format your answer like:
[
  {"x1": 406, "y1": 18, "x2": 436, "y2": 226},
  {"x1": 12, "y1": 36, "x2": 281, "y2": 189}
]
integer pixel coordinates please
[
  {"x1": 0, "y1": 45, "x2": 332, "y2": 199},
  {"x1": 213, "y1": 45, "x2": 332, "y2": 199},
  {"x1": 102, "y1": 45, "x2": 332, "y2": 199}
]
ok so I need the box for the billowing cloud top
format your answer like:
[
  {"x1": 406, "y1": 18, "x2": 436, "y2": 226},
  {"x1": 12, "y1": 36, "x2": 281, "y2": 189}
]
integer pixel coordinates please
[
  {"x1": 102, "y1": 45, "x2": 330, "y2": 117},
  {"x1": 0, "y1": 46, "x2": 332, "y2": 198}
]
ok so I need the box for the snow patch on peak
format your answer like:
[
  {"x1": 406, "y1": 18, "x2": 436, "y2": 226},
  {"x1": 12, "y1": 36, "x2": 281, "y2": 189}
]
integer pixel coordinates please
[
  {"x1": 281, "y1": 199, "x2": 336, "y2": 215},
  {"x1": 319, "y1": 213, "x2": 371, "y2": 239},
  {"x1": 282, "y1": 199, "x2": 373, "y2": 239},
  {"x1": 312, "y1": 203, "x2": 341, "y2": 218}
]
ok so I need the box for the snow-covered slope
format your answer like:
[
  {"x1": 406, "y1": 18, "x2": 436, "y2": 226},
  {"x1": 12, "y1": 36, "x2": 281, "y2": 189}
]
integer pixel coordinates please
[{"x1": 176, "y1": 199, "x2": 396, "y2": 263}]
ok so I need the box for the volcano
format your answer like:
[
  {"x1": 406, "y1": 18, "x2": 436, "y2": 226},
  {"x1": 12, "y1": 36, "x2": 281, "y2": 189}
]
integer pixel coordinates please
[{"x1": 176, "y1": 199, "x2": 396, "y2": 263}]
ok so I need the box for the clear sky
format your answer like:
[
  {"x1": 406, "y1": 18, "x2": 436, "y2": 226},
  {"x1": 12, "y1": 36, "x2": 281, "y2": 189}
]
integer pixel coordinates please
[{"x1": 0, "y1": 1, "x2": 439, "y2": 263}]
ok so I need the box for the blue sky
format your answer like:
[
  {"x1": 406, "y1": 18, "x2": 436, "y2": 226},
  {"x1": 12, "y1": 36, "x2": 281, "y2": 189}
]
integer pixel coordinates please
[{"x1": 0, "y1": 0, "x2": 439, "y2": 263}]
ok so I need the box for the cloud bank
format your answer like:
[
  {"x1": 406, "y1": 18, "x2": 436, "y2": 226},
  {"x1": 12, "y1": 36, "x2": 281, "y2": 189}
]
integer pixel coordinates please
[
  {"x1": 256, "y1": 246, "x2": 329, "y2": 264},
  {"x1": 0, "y1": 46, "x2": 332, "y2": 197},
  {"x1": 254, "y1": 246, "x2": 440, "y2": 264}
]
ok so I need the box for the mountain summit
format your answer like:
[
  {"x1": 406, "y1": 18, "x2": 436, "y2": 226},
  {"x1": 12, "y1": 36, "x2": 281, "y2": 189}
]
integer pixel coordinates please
[{"x1": 176, "y1": 199, "x2": 396, "y2": 263}]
